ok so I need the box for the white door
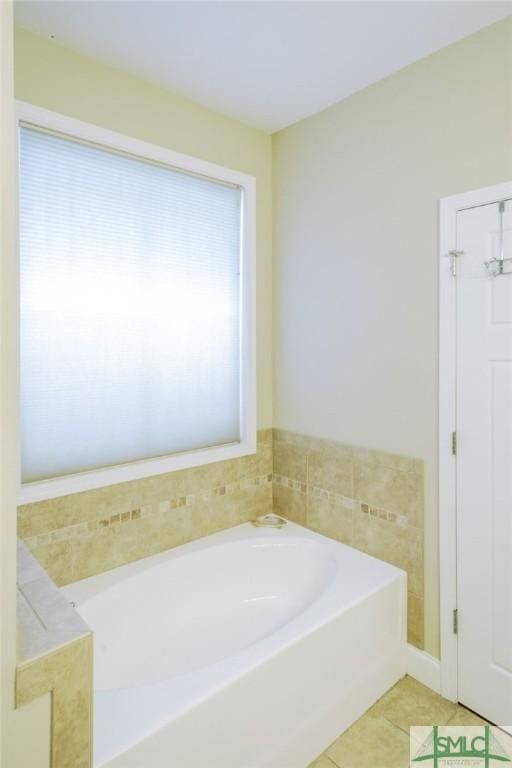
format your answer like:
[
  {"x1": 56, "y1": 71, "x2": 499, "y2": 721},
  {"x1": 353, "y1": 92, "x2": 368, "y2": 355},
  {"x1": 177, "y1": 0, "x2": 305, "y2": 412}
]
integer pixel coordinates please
[{"x1": 456, "y1": 199, "x2": 512, "y2": 726}]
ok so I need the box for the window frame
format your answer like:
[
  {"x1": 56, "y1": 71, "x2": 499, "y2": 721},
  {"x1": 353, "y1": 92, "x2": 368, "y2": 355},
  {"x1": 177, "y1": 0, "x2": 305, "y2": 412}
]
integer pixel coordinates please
[{"x1": 17, "y1": 101, "x2": 257, "y2": 504}]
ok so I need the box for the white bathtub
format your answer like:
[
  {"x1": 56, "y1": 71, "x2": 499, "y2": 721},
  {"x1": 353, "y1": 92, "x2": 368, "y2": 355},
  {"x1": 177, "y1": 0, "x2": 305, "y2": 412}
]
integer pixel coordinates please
[{"x1": 62, "y1": 520, "x2": 407, "y2": 768}]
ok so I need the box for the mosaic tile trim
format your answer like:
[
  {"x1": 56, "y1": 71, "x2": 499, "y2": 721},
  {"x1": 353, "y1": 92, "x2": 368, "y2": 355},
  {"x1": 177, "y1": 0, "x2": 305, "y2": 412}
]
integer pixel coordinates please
[
  {"x1": 24, "y1": 473, "x2": 273, "y2": 549},
  {"x1": 273, "y1": 473, "x2": 408, "y2": 528},
  {"x1": 273, "y1": 474, "x2": 307, "y2": 494}
]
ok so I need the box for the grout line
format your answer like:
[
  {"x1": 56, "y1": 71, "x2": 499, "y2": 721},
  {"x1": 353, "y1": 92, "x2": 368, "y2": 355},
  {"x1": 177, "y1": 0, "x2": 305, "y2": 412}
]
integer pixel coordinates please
[
  {"x1": 382, "y1": 713, "x2": 414, "y2": 737},
  {"x1": 273, "y1": 473, "x2": 409, "y2": 527}
]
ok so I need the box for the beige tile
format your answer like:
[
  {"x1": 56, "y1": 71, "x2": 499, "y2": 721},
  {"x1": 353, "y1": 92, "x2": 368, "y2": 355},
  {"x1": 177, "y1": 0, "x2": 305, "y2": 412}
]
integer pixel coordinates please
[
  {"x1": 273, "y1": 484, "x2": 307, "y2": 525},
  {"x1": 19, "y1": 484, "x2": 135, "y2": 537},
  {"x1": 351, "y1": 515, "x2": 425, "y2": 648},
  {"x1": 70, "y1": 511, "x2": 174, "y2": 582},
  {"x1": 189, "y1": 485, "x2": 270, "y2": 539},
  {"x1": 204, "y1": 487, "x2": 266, "y2": 532},
  {"x1": 407, "y1": 592, "x2": 424, "y2": 650},
  {"x1": 352, "y1": 513, "x2": 409, "y2": 571},
  {"x1": 17, "y1": 634, "x2": 93, "y2": 768},
  {"x1": 326, "y1": 710, "x2": 410, "y2": 768},
  {"x1": 52, "y1": 638, "x2": 93, "y2": 768},
  {"x1": 353, "y1": 462, "x2": 423, "y2": 528},
  {"x1": 350, "y1": 508, "x2": 425, "y2": 649},
  {"x1": 308, "y1": 445, "x2": 353, "y2": 497},
  {"x1": 16, "y1": 511, "x2": 32, "y2": 539},
  {"x1": 256, "y1": 427, "x2": 273, "y2": 445},
  {"x1": 136, "y1": 459, "x2": 237, "y2": 504},
  {"x1": 273, "y1": 439, "x2": 307, "y2": 482},
  {"x1": 21, "y1": 434, "x2": 272, "y2": 584},
  {"x1": 26, "y1": 539, "x2": 73, "y2": 587},
  {"x1": 69, "y1": 483, "x2": 270, "y2": 582},
  {"x1": 405, "y1": 527, "x2": 424, "y2": 598},
  {"x1": 351, "y1": 444, "x2": 422, "y2": 474},
  {"x1": 120, "y1": 507, "x2": 190, "y2": 561},
  {"x1": 192, "y1": 457, "x2": 242, "y2": 493},
  {"x1": 71, "y1": 525, "x2": 123, "y2": 582},
  {"x1": 275, "y1": 430, "x2": 422, "y2": 474},
  {"x1": 448, "y1": 705, "x2": 491, "y2": 727},
  {"x1": 236, "y1": 438, "x2": 273, "y2": 481},
  {"x1": 273, "y1": 428, "x2": 315, "y2": 453},
  {"x1": 308, "y1": 756, "x2": 337, "y2": 768},
  {"x1": 373, "y1": 676, "x2": 456, "y2": 732},
  {"x1": 307, "y1": 497, "x2": 353, "y2": 545},
  {"x1": 246, "y1": 482, "x2": 273, "y2": 516},
  {"x1": 18, "y1": 428, "x2": 271, "y2": 539}
]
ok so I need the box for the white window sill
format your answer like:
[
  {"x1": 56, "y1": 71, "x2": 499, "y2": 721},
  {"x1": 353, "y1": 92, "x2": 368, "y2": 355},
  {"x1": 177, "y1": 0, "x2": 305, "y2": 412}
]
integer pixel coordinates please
[{"x1": 19, "y1": 440, "x2": 257, "y2": 504}]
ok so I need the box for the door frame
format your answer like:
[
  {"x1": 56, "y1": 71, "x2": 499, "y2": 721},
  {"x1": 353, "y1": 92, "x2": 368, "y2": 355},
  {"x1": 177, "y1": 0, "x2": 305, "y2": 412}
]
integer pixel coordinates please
[{"x1": 439, "y1": 181, "x2": 512, "y2": 701}]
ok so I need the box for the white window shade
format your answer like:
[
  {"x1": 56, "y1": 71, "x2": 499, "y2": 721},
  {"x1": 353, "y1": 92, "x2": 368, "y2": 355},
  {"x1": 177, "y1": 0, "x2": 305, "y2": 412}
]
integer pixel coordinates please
[{"x1": 19, "y1": 125, "x2": 243, "y2": 483}]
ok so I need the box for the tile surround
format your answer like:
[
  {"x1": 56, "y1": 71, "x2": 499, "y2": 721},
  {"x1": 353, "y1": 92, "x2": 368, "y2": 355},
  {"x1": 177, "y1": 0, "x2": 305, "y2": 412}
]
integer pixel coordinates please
[
  {"x1": 18, "y1": 426, "x2": 424, "y2": 648},
  {"x1": 17, "y1": 636, "x2": 93, "y2": 768},
  {"x1": 17, "y1": 541, "x2": 93, "y2": 768},
  {"x1": 272, "y1": 428, "x2": 425, "y2": 649},
  {"x1": 18, "y1": 429, "x2": 272, "y2": 586},
  {"x1": 273, "y1": 482, "x2": 307, "y2": 525}
]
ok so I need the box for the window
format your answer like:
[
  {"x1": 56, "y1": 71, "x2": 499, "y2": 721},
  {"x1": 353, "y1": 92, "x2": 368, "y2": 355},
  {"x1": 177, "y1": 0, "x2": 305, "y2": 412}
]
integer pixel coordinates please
[{"x1": 18, "y1": 104, "x2": 256, "y2": 503}]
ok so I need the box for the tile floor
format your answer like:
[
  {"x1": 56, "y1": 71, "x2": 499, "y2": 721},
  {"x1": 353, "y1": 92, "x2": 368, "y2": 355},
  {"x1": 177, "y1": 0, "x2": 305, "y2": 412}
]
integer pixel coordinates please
[{"x1": 308, "y1": 675, "x2": 511, "y2": 768}]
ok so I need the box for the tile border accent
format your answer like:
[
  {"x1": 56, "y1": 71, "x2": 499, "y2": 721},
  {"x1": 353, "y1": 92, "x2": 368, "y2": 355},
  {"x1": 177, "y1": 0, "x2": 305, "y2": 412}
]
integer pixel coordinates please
[
  {"x1": 23, "y1": 473, "x2": 273, "y2": 550},
  {"x1": 273, "y1": 473, "x2": 307, "y2": 494},
  {"x1": 273, "y1": 473, "x2": 409, "y2": 528}
]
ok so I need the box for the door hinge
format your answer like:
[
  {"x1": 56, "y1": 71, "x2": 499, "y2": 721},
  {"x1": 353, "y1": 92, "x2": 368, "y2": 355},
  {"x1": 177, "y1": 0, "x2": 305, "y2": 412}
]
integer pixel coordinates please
[
  {"x1": 451, "y1": 431, "x2": 457, "y2": 455},
  {"x1": 453, "y1": 608, "x2": 459, "y2": 635}
]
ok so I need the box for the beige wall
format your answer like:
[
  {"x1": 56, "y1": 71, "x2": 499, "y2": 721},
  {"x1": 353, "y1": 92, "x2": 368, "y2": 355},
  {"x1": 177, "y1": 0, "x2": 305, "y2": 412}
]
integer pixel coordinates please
[
  {"x1": 272, "y1": 18, "x2": 512, "y2": 658},
  {"x1": 1, "y1": 4, "x2": 24, "y2": 767},
  {"x1": 14, "y1": 26, "x2": 273, "y2": 429}
]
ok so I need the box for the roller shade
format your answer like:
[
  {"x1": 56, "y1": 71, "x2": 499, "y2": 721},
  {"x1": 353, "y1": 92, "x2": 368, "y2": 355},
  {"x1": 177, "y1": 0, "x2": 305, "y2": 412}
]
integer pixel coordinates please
[{"x1": 19, "y1": 125, "x2": 242, "y2": 482}]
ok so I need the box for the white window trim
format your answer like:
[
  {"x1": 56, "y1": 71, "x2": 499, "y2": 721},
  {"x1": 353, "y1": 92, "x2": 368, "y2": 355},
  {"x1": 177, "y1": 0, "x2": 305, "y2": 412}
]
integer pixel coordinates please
[
  {"x1": 438, "y1": 181, "x2": 512, "y2": 702},
  {"x1": 17, "y1": 101, "x2": 257, "y2": 504}
]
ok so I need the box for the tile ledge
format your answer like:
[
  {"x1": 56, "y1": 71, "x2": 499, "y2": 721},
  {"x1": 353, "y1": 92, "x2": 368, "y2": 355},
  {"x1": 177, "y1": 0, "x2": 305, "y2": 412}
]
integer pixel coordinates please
[{"x1": 17, "y1": 539, "x2": 91, "y2": 666}]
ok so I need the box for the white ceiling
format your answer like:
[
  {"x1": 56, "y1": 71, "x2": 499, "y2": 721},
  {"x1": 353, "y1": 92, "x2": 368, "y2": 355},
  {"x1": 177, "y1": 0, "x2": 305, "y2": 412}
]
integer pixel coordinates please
[{"x1": 14, "y1": 1, "x2": 512, "y2": 133}]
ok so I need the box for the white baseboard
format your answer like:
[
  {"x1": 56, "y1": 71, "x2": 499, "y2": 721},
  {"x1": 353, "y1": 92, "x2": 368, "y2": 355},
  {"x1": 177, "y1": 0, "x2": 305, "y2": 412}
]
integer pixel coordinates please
[{"x1": 406, "y1": 644, "x2": 441, "y2": 694}]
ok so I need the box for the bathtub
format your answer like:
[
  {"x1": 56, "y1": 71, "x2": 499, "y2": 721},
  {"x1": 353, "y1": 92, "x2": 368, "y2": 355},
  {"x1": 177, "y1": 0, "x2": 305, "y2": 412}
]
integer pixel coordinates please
[{"x1": 62, "y1": 520, "x2": 407, "y2": 768}]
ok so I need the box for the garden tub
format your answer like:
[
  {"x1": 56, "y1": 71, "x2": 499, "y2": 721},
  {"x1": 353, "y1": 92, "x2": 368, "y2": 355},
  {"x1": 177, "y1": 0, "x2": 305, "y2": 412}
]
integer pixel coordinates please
[{"x1": 62, "y1": 519, "x2": 407, "y2": 767}]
